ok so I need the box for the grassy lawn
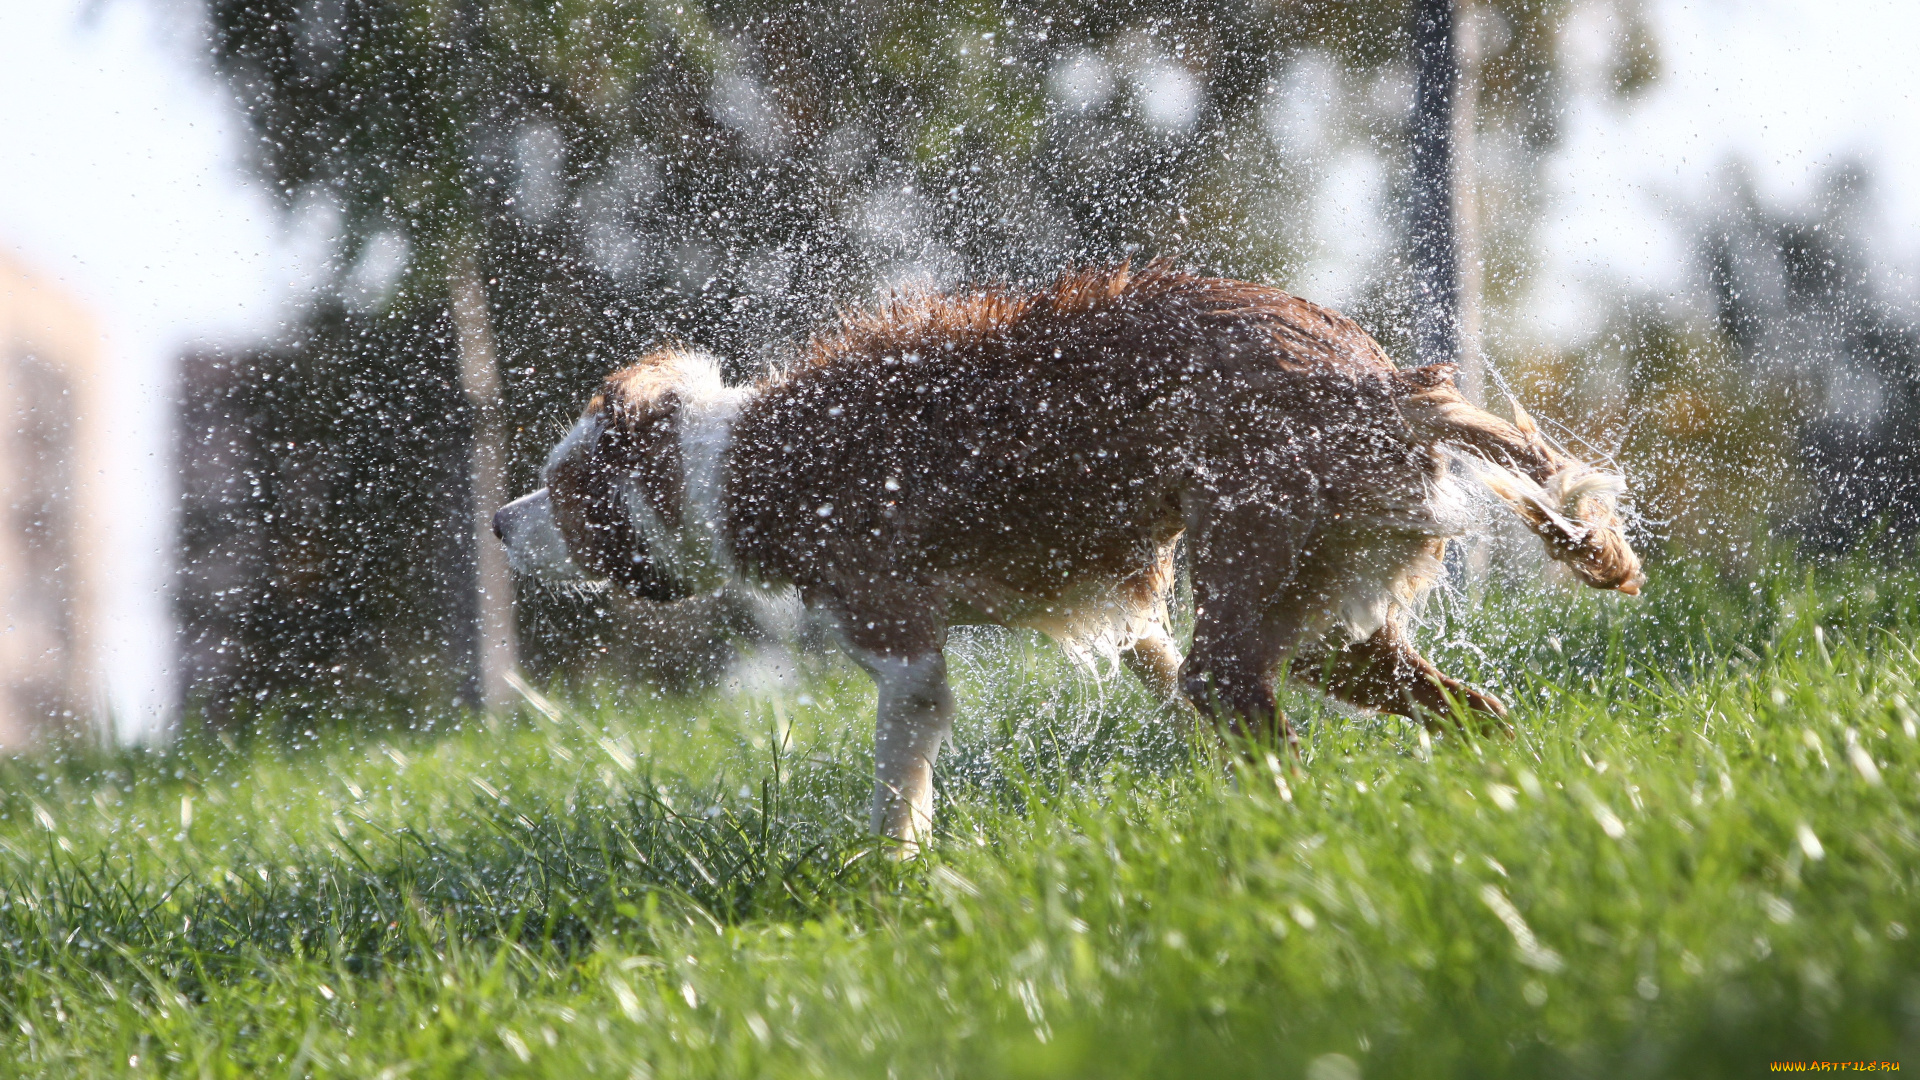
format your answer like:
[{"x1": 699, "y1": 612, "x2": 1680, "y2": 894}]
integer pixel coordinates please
[{"x1": 4, "y1": 556, "x2": 1920, "y2": 1077}]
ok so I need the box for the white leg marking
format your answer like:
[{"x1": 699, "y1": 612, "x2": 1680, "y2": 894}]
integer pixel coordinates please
[{"x1": 853, "y1": 650, "x2": 953, "y2": 853}]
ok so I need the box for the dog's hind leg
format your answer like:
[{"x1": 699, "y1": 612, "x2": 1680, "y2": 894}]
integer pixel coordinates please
[
  {"x1": 1179, "y1": 498, "x2": 1319, "y2": 750},
  {"x1": 1304, "y1": 620, "x2": 1509, "y2": 735},
  {"x1": 1183, "y1": 606, "x2": 1316, "y2": 750}
]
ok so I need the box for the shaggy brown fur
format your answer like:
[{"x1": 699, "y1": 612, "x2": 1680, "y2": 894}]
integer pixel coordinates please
[{"x1": 507, "y1": 262, "x2": 1643, "y2": 849}]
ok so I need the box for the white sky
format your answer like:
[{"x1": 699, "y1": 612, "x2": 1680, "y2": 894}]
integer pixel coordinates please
[
  {"x1": 1530, "y1": 0, "x2": 1920, "y2": 338},
  {"x1": 0, "y1": 0, "x2": 1915, "y2": 738}
]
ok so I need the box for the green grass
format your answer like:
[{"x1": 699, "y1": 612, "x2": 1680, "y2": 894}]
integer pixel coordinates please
[{"x1": 5, "y1": 555, "x2": 1920, "y2": 1077}]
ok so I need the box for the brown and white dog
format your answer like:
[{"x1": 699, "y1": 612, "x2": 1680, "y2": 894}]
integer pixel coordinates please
[{"x1": 495, "y1": 264, "x2": 1643, "y2": 851}]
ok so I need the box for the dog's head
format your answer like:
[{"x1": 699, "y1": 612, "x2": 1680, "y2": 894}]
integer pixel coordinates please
[
  {"x1": 1394, "y1": 363, "x2": 1646, "y2": 596},
  {"x1": 494, "y1": 349, "x2": 739, "y2": 602}
]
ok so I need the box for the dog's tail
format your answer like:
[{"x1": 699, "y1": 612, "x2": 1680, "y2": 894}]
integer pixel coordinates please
[{"x1": 1392, "y1": 363, "x2": 1645, "y2": 595}]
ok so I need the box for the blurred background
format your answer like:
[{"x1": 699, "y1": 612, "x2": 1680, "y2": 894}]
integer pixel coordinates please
[{"x1": 1, "y1": 0, "x2": 1917, "y2": 742}]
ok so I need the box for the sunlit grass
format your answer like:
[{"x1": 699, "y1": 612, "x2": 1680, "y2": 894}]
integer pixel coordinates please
[{"x1": 3, "y1": 554, "x2": 1919, "y2": 1077}]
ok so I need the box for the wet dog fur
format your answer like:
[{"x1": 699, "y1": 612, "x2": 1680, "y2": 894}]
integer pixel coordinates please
[{"x1": 495, "y1": 263, "x2": 1644, "y2": 851}]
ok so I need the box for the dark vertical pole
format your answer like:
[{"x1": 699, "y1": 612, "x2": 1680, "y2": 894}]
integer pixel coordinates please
[{"x1": 1408, "y1": 0, "x2": 1458, "y2": 368}]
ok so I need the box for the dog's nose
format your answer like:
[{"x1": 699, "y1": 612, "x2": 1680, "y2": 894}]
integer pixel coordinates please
[{"x1": 493, "y1": 488, "x2": 583, "y2": 580}]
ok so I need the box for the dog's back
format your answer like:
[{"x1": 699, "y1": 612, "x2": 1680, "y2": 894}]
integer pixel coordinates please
[{"x1": 725, "y1": 264, "x2": 1461, "y2": 642}]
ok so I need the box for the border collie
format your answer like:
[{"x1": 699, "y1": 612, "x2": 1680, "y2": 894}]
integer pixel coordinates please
[{"x1": 496, "y1": 263, "x2": 1643, "y2": 851}]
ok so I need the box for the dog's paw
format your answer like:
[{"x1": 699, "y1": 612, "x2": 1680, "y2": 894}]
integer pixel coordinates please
[
  {"x1": 1457, "y1": 682, "x2": 1508, "y2": 719},
  {"x1": 1426, "y1": 677, "x2": 1513, "y2": 738},
  {"x1": 1222, "y1": 713, "x2": 1300, "y2": 759}
]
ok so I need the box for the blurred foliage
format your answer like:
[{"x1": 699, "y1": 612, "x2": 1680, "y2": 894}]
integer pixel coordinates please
[
  {"x1": 1502, "y1": 161, "x2": 1920, "y2": 571},
  {"x1": 207, "y1": 0, "x2": 1578, "y2": 294},
  {"x1": 1703, "y1": 166, "x2": 1920, "y2": 549}
]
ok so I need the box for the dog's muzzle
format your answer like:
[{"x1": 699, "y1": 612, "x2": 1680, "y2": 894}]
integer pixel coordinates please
[{"x1": 493, "y1": 488, "x2": 587, "y2": 580}]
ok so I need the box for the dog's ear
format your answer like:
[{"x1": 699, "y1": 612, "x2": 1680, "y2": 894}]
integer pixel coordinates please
[{"x1": 601, "y1": 351, "x2": 691, "y2": 419}]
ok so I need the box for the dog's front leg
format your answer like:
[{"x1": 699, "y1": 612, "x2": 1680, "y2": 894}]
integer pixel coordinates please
[{"x1": 851, "y1": 648, "x2": 953, "y2": 854}]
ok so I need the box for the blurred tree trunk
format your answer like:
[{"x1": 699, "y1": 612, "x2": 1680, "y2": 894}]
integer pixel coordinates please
[{"x1": 449, "y1": 250, "x2": 518, "y2": 712}]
